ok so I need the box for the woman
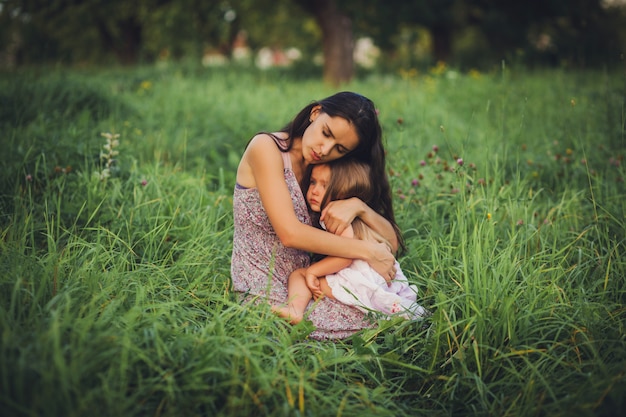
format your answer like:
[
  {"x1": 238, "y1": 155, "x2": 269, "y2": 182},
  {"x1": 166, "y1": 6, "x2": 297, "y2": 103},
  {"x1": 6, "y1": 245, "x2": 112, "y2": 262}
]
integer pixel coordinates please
[{"x1": 231, "y1": 91, "x2": 402, "y2": 340}]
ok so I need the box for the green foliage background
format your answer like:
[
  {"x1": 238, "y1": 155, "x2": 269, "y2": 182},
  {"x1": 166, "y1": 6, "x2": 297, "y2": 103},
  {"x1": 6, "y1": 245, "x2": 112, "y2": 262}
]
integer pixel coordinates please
[{"x1": 1, "y1": 0, "x2": 625, "y2": 69}]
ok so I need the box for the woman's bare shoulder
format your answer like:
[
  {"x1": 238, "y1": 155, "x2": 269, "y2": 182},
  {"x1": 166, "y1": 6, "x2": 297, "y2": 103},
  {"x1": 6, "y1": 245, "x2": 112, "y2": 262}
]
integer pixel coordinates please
[
  {"x1": 238, "y1": 133, "x2": 284, "y2": 187},
  {"x1": 245, "y1": 133, "x2": 285, "y2": 164},
  {"x1": 247, "y1": 132, "x2": 286, "y2": 149},
  {"x1": 240, "y1": 132, "x2": 288, "y2": 182}
]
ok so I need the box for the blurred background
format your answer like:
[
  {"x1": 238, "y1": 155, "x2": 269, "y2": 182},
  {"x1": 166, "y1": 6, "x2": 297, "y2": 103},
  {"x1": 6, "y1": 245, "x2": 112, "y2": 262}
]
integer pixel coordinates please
[{"x1": 1, "y1": 0, "x2": 625, "y2": 84}]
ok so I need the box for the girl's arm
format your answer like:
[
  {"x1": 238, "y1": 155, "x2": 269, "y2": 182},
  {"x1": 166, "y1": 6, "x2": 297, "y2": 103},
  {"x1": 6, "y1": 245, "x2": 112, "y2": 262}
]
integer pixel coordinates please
[
  {"x1": 304, "y1": 257, "x2": 351, "y2": 299},
  {"x1": 321, "y1": 197, "x2": 399, "y2": 253},
  {"x1": 304, "y1": 226, "x2": 354, "y2": 298},
  {"x1": 307, "y1": 256, "x2": 352, "y2": 278},
  {"x1": 244, "y1": 135, "x2": 395, "y2": 280}
]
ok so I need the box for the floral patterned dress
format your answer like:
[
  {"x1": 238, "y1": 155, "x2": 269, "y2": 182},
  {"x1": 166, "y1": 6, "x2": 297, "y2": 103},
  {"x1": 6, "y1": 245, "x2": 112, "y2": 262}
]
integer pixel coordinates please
[{"x1": 231, "y1": 151, "x2": 375, "y2": 340}]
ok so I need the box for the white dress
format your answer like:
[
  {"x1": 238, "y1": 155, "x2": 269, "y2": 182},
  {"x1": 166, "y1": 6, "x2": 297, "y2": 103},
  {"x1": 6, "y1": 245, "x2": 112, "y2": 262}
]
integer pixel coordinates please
[{"x1": 325, "y1": 259, "x2": 428, "y2": 319}]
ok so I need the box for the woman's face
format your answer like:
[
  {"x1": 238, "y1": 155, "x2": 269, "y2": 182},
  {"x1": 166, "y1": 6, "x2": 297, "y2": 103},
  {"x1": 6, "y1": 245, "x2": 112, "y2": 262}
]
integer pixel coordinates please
[
  {"x1": 306, "y1": 164, "x2": 331, "y2": 213},
  {"x1": 301, "y1": 106, "x2": 360, "y2": 165}
]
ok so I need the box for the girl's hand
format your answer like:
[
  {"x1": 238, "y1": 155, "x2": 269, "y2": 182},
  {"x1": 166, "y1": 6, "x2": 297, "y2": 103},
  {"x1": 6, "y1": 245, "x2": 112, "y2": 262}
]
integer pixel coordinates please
[
  {"x1": 320, "y1": 197, "x2": 362, "y2": 236},
  {"x1": 368, "y1": 242, "x2": 396, "y2": 284},
  {"x1": 305, "y1": 272, "x2": 324, "y2": 300}
]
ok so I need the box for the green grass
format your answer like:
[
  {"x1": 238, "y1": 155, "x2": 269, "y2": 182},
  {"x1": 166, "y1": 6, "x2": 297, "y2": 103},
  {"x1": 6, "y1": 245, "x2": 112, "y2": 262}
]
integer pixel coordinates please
[{"x1": 0, "y1": 64, "x2": 625, "y2": 417}]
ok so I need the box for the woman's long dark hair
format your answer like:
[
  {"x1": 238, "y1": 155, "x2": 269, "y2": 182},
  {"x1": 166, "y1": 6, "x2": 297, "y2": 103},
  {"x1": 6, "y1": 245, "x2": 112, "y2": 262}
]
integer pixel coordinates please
[{"x1": 264, "y1": 91, "x2": 404, "y2": 253}]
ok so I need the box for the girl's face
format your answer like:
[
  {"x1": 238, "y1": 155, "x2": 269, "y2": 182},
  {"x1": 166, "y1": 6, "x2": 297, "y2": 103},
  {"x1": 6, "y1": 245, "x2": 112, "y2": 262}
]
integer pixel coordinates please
[
  {"x1": 301, "y1": 106, "x2": 360, "y2": 165},
  {"x1": 306, "y1": 164, "x2": 331, "y2": 213}
]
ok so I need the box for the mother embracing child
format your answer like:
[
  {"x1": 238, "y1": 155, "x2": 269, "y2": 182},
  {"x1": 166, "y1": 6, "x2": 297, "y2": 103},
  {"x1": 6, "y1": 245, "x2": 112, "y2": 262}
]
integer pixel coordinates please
[{"x1": 231, "y1": 92, "x2": 403, "y2": 340}]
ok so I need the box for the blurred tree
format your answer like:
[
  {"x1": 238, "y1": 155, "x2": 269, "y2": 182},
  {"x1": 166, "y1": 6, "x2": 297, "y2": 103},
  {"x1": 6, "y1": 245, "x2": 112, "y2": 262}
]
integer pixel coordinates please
[
  {"x1": 462, "y1": 0, "x2": 625, "y2": 67},
  {"x1": 350, "y1": 0, "x2": 460, "y2": 64},
  {"x1": 143, "y1": 0, "x2": 239, "y2": 60},
  {"x1": 1, "y1": 0, "x2": 164, "y2": 64},
  {"x1": 230, "y1": 0, "x2": 318, "y2": 59},
  {"x1": 0, "y1": 0, "x2": 240, "y2": 65},
  {"x1": 1, "y1": 0, "x2": 623, "y2": 71},
  {"x1": 293, "y1": 0, "x2": 353, "y2": 85}
]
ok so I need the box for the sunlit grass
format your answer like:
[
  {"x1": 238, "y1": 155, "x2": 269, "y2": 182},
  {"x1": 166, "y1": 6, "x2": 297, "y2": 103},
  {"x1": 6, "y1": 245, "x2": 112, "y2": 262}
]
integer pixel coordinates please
[{"x1": 0, "y1": 64, "x2": 624, "y2": 416}]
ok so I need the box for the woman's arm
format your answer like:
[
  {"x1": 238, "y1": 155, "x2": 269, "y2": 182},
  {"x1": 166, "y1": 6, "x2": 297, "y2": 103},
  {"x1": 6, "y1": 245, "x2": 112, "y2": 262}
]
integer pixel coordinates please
[
  {"x1": 244, "y1": 135, "x2": 395, "y2": 279},
  {"x1": 306, "y1": 225, "x2": 355, "y2": 278},
  {"x1": 321, "y1": 197, "x2": 399, "y2": 253}
]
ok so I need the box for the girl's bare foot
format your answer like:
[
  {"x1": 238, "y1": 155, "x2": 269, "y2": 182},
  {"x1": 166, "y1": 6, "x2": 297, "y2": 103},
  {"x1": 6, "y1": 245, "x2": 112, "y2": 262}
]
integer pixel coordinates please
[{"x1": 271, "y1": 305, "x2": 303, "y2": 324}]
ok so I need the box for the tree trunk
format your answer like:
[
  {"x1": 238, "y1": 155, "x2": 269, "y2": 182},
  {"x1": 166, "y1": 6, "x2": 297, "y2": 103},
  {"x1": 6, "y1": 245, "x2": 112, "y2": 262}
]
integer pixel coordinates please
[
  {"x1": 295, "y1": 0, "x2": 354, "y2": 86},
  {"x1": 430, "y1": 23, "x2": 452, "y2": 63},
  {"x1": 97, "y1": 16, "x2": 142, "y2": 65}
]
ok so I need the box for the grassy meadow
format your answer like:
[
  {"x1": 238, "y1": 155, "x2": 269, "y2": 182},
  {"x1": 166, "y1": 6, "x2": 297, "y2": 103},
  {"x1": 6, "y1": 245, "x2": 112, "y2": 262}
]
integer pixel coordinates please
[{"x1": 0, "y1": 63, "x2": 625, "y2": 417}]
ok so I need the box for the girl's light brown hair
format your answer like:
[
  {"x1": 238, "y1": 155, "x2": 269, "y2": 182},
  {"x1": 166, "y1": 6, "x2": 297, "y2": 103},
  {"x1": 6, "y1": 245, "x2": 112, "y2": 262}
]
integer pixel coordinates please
[{"x1": 321, "y1": 159, "x2": 392, "y2": 250}]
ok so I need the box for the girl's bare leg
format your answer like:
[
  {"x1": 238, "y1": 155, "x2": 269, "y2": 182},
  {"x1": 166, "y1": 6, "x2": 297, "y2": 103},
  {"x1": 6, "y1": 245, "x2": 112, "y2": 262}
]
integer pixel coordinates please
[{"x1": 272, "y1": 268, "x2": 313, "y2": 324}]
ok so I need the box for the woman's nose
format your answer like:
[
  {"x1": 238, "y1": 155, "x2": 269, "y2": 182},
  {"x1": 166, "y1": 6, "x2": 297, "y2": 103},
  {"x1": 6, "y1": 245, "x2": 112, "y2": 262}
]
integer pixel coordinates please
[{"x1": 320, "y1": 139, "x2": 333, "y2": 156}]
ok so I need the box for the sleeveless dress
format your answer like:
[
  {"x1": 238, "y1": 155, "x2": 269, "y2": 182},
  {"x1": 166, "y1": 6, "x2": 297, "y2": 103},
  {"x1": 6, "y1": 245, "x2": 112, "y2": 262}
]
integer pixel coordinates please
[
  {"x1": 325, "y1": 259, "x2": 429, "y2": 319},
  {"x1": 231, "y1": 151, "x2": 375, "y2": 340}
]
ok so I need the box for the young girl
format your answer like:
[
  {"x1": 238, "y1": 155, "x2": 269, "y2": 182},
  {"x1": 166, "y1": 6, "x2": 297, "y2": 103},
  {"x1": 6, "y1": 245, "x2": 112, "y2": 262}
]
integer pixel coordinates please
[
  {"x1": 273, "y1": 159, "x2": 428, "y2": 324},
  {"x1": 232, "y1": 92, "x2": 402, "y2": 340}
]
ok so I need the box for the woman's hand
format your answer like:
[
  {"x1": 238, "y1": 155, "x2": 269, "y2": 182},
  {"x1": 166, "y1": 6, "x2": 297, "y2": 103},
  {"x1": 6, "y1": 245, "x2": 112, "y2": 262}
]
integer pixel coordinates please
[
  {"x1": 320, "y1": 197, "x2": 363, "y2": 236},
  {"x1": 367, "y1": 242, "x2": 396, "y2": 284}
]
